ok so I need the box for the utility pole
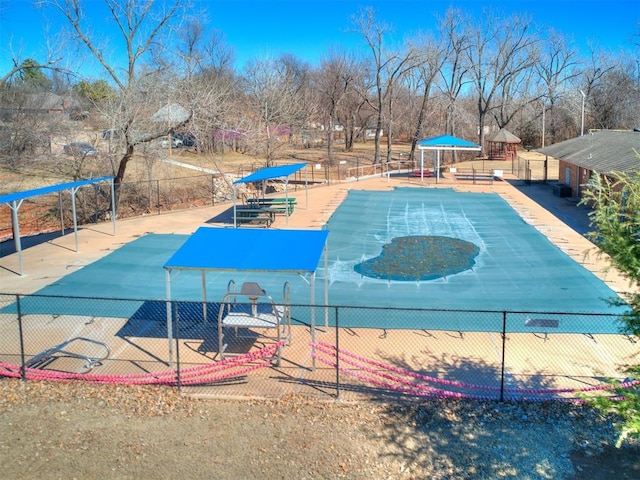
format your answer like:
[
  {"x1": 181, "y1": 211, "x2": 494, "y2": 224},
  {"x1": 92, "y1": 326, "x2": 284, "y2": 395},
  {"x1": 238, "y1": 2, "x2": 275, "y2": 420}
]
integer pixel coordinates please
[{"x1": 579, "y1": 89, "x2": 586, "y2": 136}]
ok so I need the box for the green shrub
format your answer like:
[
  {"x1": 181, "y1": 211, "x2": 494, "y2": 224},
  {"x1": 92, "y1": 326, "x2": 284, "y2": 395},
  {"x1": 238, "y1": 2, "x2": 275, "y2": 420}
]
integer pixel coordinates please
[{"x1": 587, "y1": 366, "x2": 640, "y2": 447}]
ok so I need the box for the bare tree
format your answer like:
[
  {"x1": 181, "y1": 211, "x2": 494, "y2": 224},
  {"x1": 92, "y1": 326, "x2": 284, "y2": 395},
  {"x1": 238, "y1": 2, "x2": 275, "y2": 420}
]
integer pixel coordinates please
[
  {"x1": 590, "y1": 64, "x2": 640, "y2": 129},
  {"x1": 169, "y1": 20, "x2": 236, "y2": 154},
  {"x1": 277, "y1": 53, "x2": 317, "y2": 154},
  {"x1": 466, "y1": 10, "x2": 539, "y2": 155},
  {"x1": 333, "y1": 55, "x2": 371, "y2": 151},
  {"x1": 534, "y1": 30, "x2": 580, "y2": 146},
  {"x1": 313, "y1": 50, "x2": 359, "y2": 164},
  {"x1": 37, "y1": 0, "x2": 190, "y2": 187},
  {"x1": 577, "y1": 45, "x2": 640, "y2": 131},
  {"x1": 351, "y1": 7, "x2": 419, "y2": 164},
  {"x1": 406, "y1": 31, "x2": 448, "y2": 162},
  {"x1": 436, "y1": 8, "x2": 472, "y2": 138},
  {"x1": 241, "y1": 55, "x2": 310, "y2": 166},
  {"x1": 1, "y1": 3, "x2": 68, "y2": 87}
]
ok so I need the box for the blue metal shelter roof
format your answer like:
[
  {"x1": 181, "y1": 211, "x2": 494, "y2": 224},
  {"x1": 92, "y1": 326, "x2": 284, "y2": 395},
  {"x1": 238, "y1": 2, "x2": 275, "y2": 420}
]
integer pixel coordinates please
[
  {"x1": 0, "y1": 176, "x2": 114, "y2": 204},
  {"x1": 418, "y1": 135, "x2": 481, "y2": 150},
  {"x1": 164, "y1": 226, "x2": 328, "y2": 274},
  {"x1": 2, "y1": 176, "x2": 116, "y2": 276},
  {"x1": 233, "y1": 163, "x2": 306, "y2": 184}
]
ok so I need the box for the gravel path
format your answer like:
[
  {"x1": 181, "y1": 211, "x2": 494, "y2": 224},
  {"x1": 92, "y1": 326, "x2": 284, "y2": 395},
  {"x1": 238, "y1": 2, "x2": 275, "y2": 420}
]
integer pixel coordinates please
[{"x1": 1, "y1": 379, "x2": 639, "y2": 479}]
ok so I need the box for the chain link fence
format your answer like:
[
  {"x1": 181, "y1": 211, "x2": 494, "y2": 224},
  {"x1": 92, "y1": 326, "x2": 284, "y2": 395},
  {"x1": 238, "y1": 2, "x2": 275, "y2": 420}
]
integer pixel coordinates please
[
  {"x1": 1, "y1": 293, "x2": 637, "y2": 402},
  {"x1": 1, "y1": 153, "x2": 559, "y2": 244},
  {"x1": 513, "y1": 154, "x2": 559, "y2": 183}
]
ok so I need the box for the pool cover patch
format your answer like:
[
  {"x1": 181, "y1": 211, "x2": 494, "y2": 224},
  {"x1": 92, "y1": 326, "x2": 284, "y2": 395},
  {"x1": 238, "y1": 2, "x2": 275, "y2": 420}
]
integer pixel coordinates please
[{"x1": 354, "y1": 235, "x2": 480, "y2": 281}]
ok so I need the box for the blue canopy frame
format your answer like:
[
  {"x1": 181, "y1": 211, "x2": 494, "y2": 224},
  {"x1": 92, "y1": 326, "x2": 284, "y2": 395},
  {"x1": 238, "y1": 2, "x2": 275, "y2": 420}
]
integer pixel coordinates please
[
  {"x1": 163, "y1": 226, "x2": 329, "y2": 366},
  {"x1": 0, "y1": 176, "x2": 116, "y2": 275},
  {"x1": 418, "y1": 135, "x2": 482, "y2": 182},
  {"x1": 232, "y1": 163, "x2": 307, "y2": 227}
]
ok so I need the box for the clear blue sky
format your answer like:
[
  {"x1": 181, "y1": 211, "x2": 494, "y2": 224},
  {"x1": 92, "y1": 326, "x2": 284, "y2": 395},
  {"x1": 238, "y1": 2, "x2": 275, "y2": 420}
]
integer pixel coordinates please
[{"x1": 1, "y1": 0, "x2": 638, "y2": 78}]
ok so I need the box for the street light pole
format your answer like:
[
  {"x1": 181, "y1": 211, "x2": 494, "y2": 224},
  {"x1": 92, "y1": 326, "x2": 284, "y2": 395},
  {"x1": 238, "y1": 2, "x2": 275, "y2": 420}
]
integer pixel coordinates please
[
  {"x1": 541, "y1": 100, "x2": 546, "y2": 147},
  {"x1": 579, "y1": 89, "x2": 586, "y2": 136}
]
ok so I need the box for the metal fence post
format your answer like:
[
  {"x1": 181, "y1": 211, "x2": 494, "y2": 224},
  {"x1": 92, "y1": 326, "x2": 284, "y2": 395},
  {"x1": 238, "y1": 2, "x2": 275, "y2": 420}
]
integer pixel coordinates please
[
  {"x1": 335, "y1": 306, "x2": 340, "y2": 399},
  {"x1": 16, "y1": 294, "x2": 26, "y2": 381},
  {"x1": 156, "y1": 180, "x2": 161, "y2": 214},
  {"x1": 175, "y1": 302, "x2": 181, "y2": 391},
  {"x1": 500, "y1": 311, "x2": 507, "y2": 402}
]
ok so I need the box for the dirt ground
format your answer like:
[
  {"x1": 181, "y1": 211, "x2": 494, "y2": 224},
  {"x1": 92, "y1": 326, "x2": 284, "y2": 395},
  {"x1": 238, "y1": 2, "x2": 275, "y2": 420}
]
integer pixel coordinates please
[{"x1": 1, "y1": 379, "x2": 639, "y2": 480}]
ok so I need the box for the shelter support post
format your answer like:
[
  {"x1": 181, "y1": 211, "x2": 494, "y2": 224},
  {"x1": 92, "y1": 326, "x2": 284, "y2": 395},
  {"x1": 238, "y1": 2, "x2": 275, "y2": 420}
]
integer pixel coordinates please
[
  {"x1": 304, "y1": 168, "x2": 309, "y2": 209},
  {"x1": 324, "y1": 243, "x2": 328, "y2": 327},
  {"x1": 201, "y1": 270, "x2": 208, "y2": 322},
  {"x1": 10, "y1": 200, "x2": 24, "y2": 275},
  {"x1": 285, "y1": 179, "x2": 290, "y2": 226},
  {"x1": 58, "y1": 192, "x2": 64, "y2": 235},
  {"x1": 311, "y1": 272, "x2": 316, "y2": 371},
  {"x1": 70, "y1": 186, "x2": 81, "y2": 252},
  {"x1": 232, "y1": 185, "x2": 238, "y2": 228}
]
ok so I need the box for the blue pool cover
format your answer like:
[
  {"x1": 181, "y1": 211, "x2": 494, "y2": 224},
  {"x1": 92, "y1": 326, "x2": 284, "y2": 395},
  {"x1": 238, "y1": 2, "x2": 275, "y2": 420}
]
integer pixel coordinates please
[{"x1": 14, "y1": 187, "x2": 628, "y2": 332}]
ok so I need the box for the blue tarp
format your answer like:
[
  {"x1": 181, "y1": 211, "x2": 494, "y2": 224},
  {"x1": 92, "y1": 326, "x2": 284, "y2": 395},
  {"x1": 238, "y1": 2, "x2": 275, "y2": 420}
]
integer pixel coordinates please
[
  {"x1": 164, "y1": 226, "x2": 328, "y2": 274},
  {"x1": 233, "y1": 163, "x2": 306, "y2": 184}
]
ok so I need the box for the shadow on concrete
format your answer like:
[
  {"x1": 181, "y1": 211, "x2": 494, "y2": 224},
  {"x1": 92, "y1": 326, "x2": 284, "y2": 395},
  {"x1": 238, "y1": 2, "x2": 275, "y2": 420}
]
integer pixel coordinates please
[
  {"x1": 205, "y1": 206, "x2": 235, "y2": 225},
  {"x1": 507, "y1": 180, "x2": 593, "y2": 236},
  {"x1": 0, "y1": 229, "x2": 74, "y2": 258}
]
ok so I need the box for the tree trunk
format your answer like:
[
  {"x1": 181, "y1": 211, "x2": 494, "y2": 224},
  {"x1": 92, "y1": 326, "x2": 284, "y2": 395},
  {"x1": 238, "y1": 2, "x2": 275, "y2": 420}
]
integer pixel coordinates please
[
  {"x1": 112, "y1": 145, "x2": 135, "y2": 214},
  {"x1": 327, "y1": 113, "x2": 335, "y2": 165}
]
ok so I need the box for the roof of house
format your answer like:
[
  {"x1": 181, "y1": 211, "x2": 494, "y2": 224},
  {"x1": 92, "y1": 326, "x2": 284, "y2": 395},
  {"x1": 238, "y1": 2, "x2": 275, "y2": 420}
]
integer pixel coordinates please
[
  {"x1": 538, "y1": 129, "x2": 640, "y2": 174},
  {"x1": 151, "y1": 103, "x2": 189, "y2": 123},
  {"x1": 30, "y1": 93, "x2": 82, "y2": 111}
]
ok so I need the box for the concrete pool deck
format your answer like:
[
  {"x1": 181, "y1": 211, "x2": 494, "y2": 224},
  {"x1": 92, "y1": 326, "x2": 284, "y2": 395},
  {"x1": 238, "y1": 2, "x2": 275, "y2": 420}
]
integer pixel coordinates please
[{"x1": 0, "y1": 168, "x2": 631, "y2": 301}]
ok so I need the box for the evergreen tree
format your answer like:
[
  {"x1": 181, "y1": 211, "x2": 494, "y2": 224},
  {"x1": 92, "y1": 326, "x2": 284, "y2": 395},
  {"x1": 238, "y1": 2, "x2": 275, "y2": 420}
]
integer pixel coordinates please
[{"x1": 581, "y1": 160, "x2": 640, "y2": 335}]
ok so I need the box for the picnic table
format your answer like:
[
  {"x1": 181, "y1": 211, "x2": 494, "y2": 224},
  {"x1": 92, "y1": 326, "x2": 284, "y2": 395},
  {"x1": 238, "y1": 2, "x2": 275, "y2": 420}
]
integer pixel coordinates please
[
  {"x1": 235, "y1": 206, "x2": 274, "y2": 227},
  {"x1": 247, "y1": 197, "x2": 296, "y2": 215}
]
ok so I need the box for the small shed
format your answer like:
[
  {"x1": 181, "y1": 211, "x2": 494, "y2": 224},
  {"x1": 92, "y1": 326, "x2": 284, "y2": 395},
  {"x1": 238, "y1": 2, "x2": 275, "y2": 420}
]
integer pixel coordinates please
[{"x1": 486, "y1": 128, "x2": 521, "y2": 160}]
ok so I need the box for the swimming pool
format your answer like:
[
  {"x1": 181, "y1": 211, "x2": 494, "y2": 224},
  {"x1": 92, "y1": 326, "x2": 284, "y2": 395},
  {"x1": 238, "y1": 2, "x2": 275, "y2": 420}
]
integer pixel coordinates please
[
  {"x1": 18, "y1": 187, "x2": 626, "y2": 331},
  {"x1": 317, "y1": 187, "x2": 622, "y2": 313}
]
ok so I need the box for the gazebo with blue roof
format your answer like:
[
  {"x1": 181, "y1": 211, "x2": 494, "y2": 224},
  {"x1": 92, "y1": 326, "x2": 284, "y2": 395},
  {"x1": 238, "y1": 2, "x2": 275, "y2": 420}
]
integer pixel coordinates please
[{"x1": 418, "y1": 135, "x2": 482, "y2": 182}]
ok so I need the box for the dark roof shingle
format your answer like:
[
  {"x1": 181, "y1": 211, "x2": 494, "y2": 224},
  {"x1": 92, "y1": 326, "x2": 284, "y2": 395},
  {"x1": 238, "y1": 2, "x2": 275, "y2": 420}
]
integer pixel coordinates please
[{"x1": 538, "y1": 130, "x2": 639, "y2": 173}]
